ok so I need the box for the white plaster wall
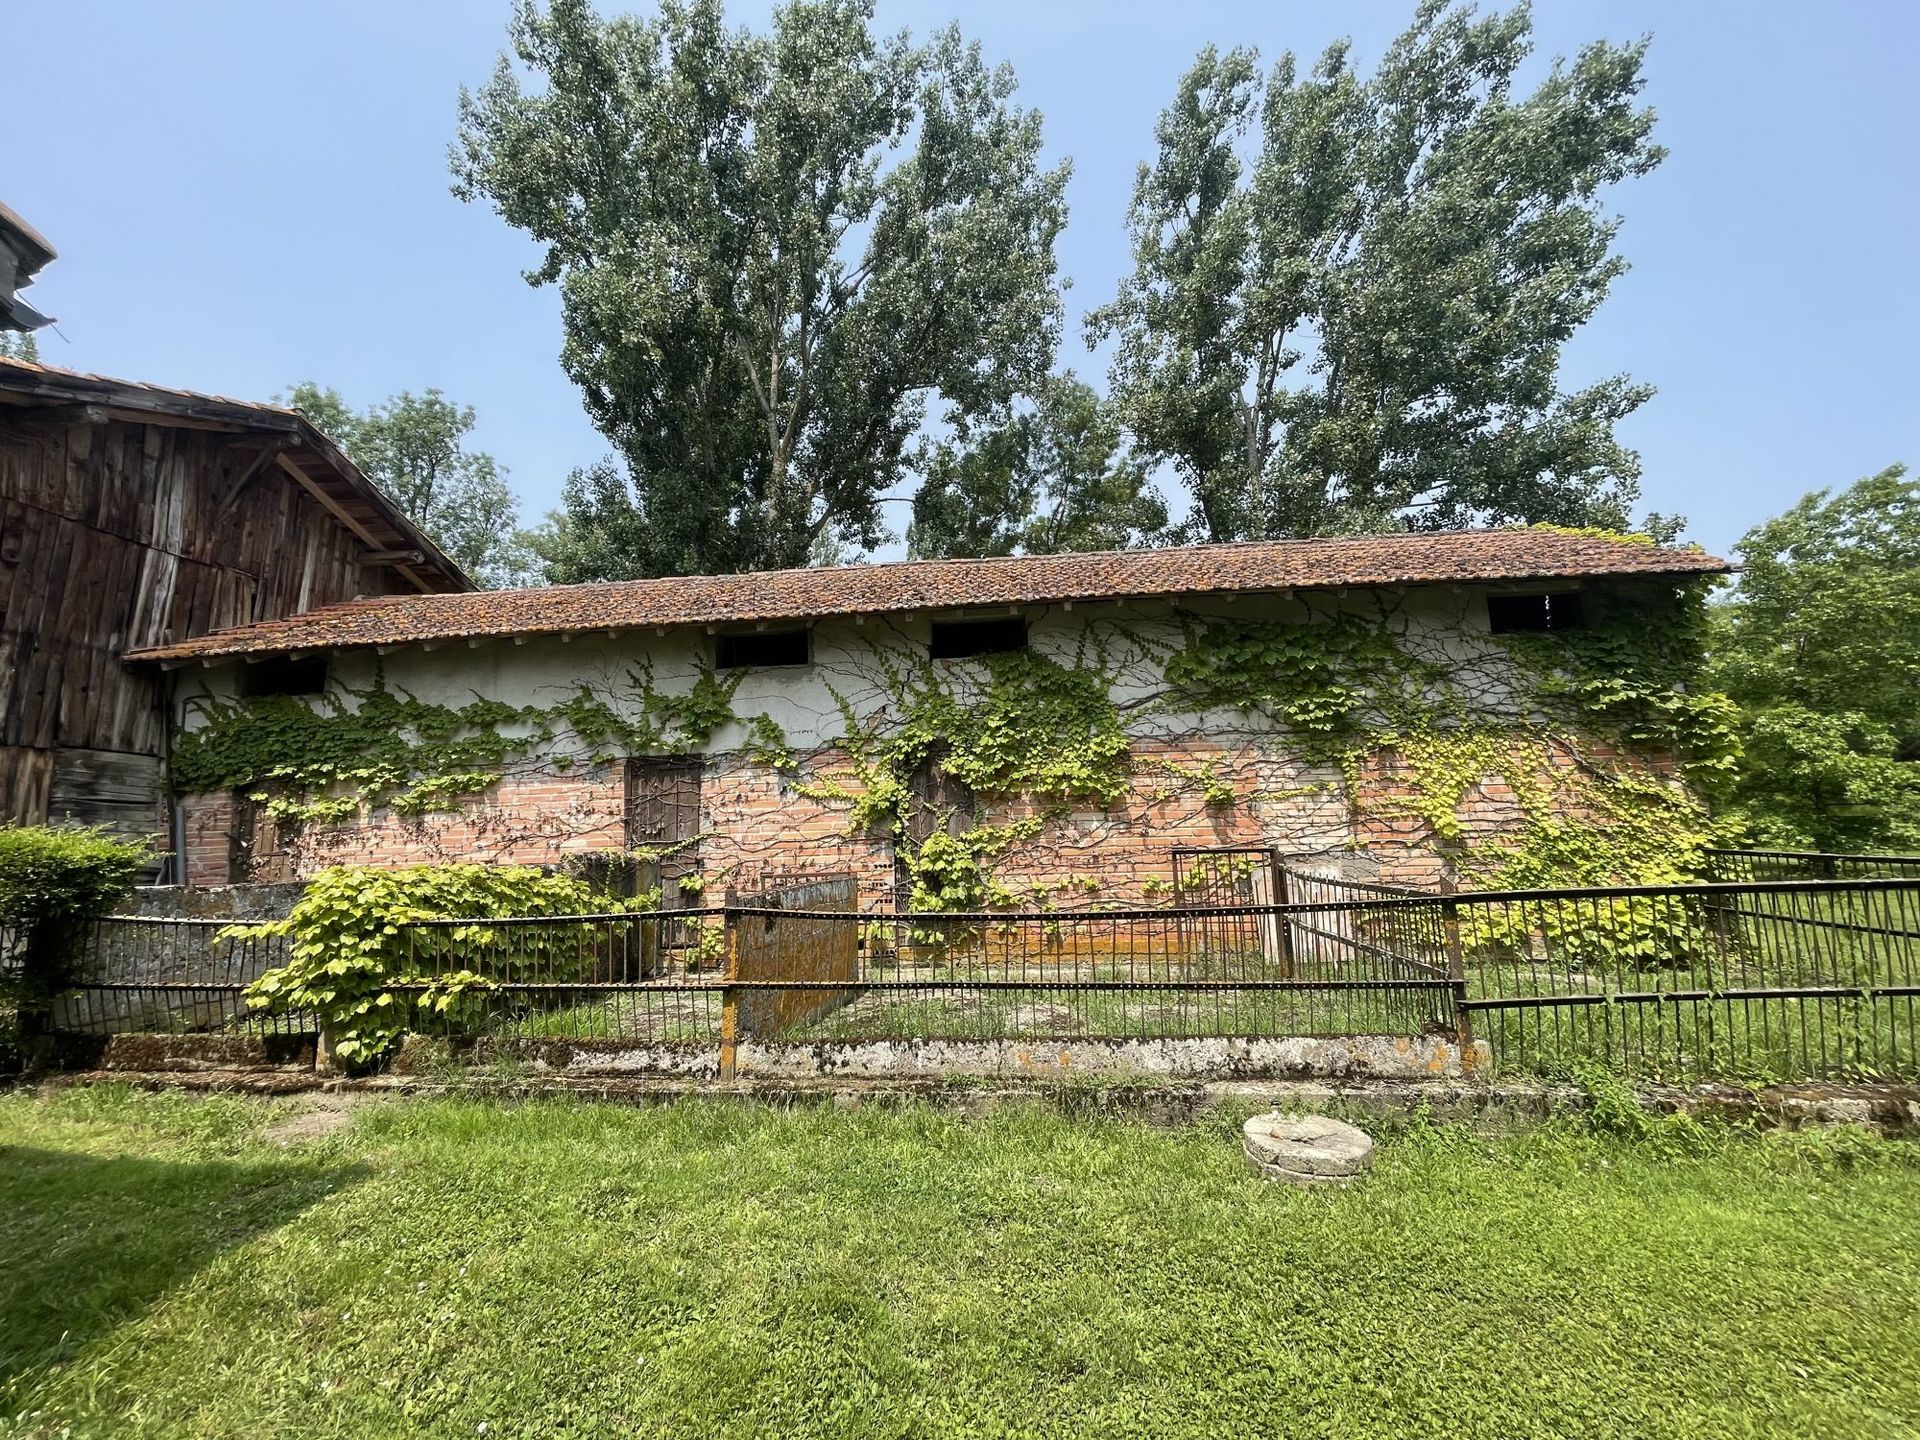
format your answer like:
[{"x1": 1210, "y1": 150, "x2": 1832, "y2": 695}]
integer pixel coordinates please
[{"x1": 174, "y1": 584, "x2": 1530, "y2": 757}]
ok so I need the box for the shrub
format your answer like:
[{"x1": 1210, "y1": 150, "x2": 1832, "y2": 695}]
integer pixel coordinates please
[
  {"x1": 235, "y1": 864, "x2": 641, "y2": 1068},
  {"x1": 0, "y1": 825, "x2": 156, "y2": 1068}
]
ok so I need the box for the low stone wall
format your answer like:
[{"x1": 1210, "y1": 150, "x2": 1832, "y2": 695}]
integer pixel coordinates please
[
  {"x1": 390, "y1": 1032, "x2": 1485, "y2": 1083},
  {"x1": 123, "y1": 883, "x2": 305, "y2": 921}
]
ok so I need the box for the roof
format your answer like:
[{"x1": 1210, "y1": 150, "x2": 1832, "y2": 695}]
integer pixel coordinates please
[
  {"x1": 0, "y1": 358, "x2": 473, "y2": 594},
  {"x1": 0, "y1": 201, "x2": 56, "y2": 276},
  {"x1": 0, "y1": 201, "x2": 58, "y2": 331},
  {"x1": 123, "y1": 529, "x2": 1728, "y2": 664}
]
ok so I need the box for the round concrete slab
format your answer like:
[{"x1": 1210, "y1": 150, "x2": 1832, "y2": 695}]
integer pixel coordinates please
[{"x1": 1242, "y1": 1112, "x2": 1374, "y2": 1183}]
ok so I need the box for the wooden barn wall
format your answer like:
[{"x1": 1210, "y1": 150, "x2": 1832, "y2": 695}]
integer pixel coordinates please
[{"x1": 0, "y1": 411, "x2": 402, "y2": 838}]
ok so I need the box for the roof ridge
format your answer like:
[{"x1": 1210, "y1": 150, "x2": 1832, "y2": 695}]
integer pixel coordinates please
[
  {"x1": 125, "y1": 530, "x2": 1729, "y2": 665},
  {"x1": 469, "y1": 526, "x2": 1642, "y2": 602}
]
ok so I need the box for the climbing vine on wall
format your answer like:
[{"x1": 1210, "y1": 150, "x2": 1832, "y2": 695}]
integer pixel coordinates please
[
  {"x1": 796, "y1": 645, "x2": 1136, "y2": 910},
  {"x1": 1149, "y1": 579, "x2": 1738, "y2": 893},
  {"x1": 173, "y1": 663, "x2": 748, "y2": 826}
]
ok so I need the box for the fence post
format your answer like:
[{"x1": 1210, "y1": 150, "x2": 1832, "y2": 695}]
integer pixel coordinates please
[
  {"x1": 1271, "y1": 855, "x2": 1295, "y2": 978},
  {"x1": 1438, "y1": 876, "x2": 1475, "y2": 1063},
  {"x1": 718, "y1": 907, "x2": 740, "y2": 1082}
]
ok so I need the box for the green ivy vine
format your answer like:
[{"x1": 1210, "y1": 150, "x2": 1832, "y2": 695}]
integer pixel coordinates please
[{"x1": 173, "y1": 662, "x2": 749, "y2": 826}]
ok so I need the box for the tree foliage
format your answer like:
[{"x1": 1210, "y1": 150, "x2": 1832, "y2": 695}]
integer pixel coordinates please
[
  {"x1": 1708, "y1": 466, "x2": 1920, "y2": 850},
  {"x1": 0, "y1": 332, "x2": 40, "y2": 362},
  {"x1": 453, "y1": 0, "x2": 1069, "y2": 580},
  {"x1": 1090, "y1": 1, "x2": 1665, "y2": 540},
  {"x1": 283, "y1": 383, "x2": 538, "y2": 589},
  {"x1": 907, "y1": 375, "x2": 1168, "y2": 558},
  {"x1": 0, "y1": 825, "x2": 154, "y2": 1066}
]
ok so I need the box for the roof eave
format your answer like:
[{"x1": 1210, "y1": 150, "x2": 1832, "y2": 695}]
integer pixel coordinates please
[{"x1": 120, "y1": 559, "x2": 1730, "y2": 666}]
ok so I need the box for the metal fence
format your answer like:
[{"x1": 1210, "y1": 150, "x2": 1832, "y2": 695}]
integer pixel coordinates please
[
  {"x1": 395, "y1": 893, "x2": 1457, "y2": 1070},
  {"x1": 1454, "y1": 877, "x2": 1920, "y2": 1081},
  {"x1": 1706, "y1": 847, "x2": 1920, "y2": 882},
  {"x1": 47, "y1": 916, "x2": 301, "y2": 1036},
  {"x1": 39, "y1": 848, "x2": 1920, "y2": 1086}
]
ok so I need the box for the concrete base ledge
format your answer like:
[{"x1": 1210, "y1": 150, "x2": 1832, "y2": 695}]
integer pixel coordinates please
[
  {"x1": 31, "y1": 1069, "x2": 1920, "y2": 1136},
  {"x1": 389, "y1": 1032, "x2": 1490, "y2": 1083}
]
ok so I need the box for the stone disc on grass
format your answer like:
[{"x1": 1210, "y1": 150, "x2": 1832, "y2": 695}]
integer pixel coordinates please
[{"x1": 1242, "y1": 1112, "x2": 1374, "y2": 1185}]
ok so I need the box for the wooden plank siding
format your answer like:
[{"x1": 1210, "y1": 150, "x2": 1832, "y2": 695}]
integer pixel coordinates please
[{"x1": 0, "y1": 410, "x2": 410, "y2": 846}]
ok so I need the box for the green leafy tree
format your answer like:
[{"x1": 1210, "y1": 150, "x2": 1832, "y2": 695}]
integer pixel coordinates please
[
  {"x1": 0, "y1": 332, "x2": 41, "y2": 361},
  {"x1": 452, "y1": 0, "x2": 1069, "y2": 579},
  {"x1": 1090, "y1": 2, "x2": 1665, "y2": 540},
  {"x1": 1709, "y1": 466, "x2": 1920, "y2": 850},
  {"x1": 282, "y1": 383, "x2": 538, "y2": 588},
  {"x1": 908, "y1": 375, "x2": 1168, "y2": 558}
]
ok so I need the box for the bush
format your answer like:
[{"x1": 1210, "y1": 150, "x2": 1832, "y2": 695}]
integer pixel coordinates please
[
  {"x1": 236, "y1": 864, "x2": 642, "y2": 1068},
  {"x1": 0, "y1": 825, "x2": 156, "y2": 1068}
]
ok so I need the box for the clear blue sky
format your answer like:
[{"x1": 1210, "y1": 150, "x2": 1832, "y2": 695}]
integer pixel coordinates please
[{"x1": 9, "y1": 0, "x2": 1916, "y2": 561}]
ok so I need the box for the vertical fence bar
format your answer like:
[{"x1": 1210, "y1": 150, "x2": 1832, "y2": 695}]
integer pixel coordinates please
[
  {"x1": 717, "y1": 907, "x2": 741, "y2": 1081},
  {"x1": 1439, "y1": 878, "x2": 1473, "y2": 1058}
]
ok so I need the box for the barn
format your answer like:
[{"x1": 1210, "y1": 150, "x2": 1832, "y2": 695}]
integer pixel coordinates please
[{"x1": 0, "y1": 358, "x2": 471, "y2": 862}]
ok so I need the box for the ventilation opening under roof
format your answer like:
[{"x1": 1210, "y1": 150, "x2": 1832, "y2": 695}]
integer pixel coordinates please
[
  {"x1": 929, "y1": 616, "x2": 1028, "y2": 660},
  {"x1": 1486, "y1": 592, "x2": 1586, "y2": 634},
  {"x1": 715, "y1": 627, "x2": 810, "y2": 669}
]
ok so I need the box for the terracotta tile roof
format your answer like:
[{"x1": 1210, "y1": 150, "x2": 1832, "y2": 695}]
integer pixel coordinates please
[
  {"x1": 0, "y1": 358, "x2": 473, "y2": 593},
  {"x1": 123, "y1": 529, "x2": 1728, "y2": 663}
]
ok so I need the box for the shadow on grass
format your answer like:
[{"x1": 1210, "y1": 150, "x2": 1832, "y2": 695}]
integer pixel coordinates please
[{"x1": 0, "y1": 1144, "x2": 365, "y2": 1392}]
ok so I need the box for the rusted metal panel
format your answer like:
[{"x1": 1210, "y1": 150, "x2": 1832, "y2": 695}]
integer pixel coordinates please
[{"x1": 729, "y1": 875, "x2": 861, "y2": 1039}]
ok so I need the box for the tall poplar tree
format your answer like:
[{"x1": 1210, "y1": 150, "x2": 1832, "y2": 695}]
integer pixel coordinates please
[
  {"x1": 1091, "y1": 2, "x2": 1666, "y2": 540},
  {"x1": 454, "y1": 0, "x2": 1069, "y2": 579}
]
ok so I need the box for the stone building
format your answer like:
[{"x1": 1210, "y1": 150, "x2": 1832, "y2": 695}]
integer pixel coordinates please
[{"x1": 125, "y1": 530, "x2": 1728, "y2": 909}]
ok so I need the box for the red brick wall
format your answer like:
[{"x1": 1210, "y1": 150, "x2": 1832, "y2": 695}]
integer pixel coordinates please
[{"x1": 190, "y1": 731, "x2": 1684, "y2": 906}]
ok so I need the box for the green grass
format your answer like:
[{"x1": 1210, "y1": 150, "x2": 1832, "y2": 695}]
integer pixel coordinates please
[{"x1": 4, "y1": 1089, "x2": 1920, "y2": 1437}]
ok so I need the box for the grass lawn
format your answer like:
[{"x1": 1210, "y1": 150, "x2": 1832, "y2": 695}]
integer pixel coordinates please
[{"x1": 2, "y1": 1089, "x2": 1917, "y2": 1439}]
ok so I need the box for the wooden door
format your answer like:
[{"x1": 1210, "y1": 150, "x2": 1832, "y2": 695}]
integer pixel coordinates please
[{"x1": 625, "y1": 757, "x2": 704, "y2": 907}]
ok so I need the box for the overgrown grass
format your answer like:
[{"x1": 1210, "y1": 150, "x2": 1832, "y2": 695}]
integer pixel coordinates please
[{"x1": 2, "y1": 1088, "x2": 1918, "y2": 1438}]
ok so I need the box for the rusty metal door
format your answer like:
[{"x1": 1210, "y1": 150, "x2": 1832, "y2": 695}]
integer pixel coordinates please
[{"x1": 626, "y1": 757, "x2": 704, "y2": 906}]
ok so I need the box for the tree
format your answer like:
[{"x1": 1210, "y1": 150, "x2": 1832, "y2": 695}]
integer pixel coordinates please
[
  {"x1": 1709, "y1": 466, "x2": 1920, "y2": 850},
  {"x1": 282, "y1": 384, "x2": 539, "y2": 589},
  {"x1": 908, "y1": 375, "x2": 1167, "y2": 558},
  {"x1": 0, "y1": 332, "x2": 40, "y2": 361},
  {"x1": 452, "y1": 0, "x2": 1069, "y2": 580},
  {"x1": 1090, "y1": 2, "x2": 1665, "y2": 541}
]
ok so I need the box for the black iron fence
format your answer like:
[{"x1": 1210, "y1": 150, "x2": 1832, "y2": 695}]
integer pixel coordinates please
[
  {"x1": 1706, "y1": 847, "x2": 1920, "y2": 882},
  {"x1": 396, "y1": 894, "x2": 1456, "y2": 1069},
  {"x1": 44, "y1": 916, "x2": 302, "y2": 1037},
  {"x1": 41, "y1": 849, "x2": 1920, "y2": 1085}
]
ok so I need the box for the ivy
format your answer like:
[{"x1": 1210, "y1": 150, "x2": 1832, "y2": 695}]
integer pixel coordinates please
[
  {"x1": 794, "y1": 649, "x2": 1132, "y2": 913},
  {"x1": 175, "y1": 663, "x2": 744, "y2": 824},
  {"x1": 1163, "y1": 612, "x2": 1439, "y2": 755},
  {"x1": 1157, "y1": 584, "x2": 1738, "y2": 898},
  {"x1": 232, "y1": 864, "x2": 642, "y2": 1066}
]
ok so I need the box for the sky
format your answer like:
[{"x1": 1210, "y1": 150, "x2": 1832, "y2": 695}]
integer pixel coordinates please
[{"x1": 7, "y1": 0, "x2": 1916, "y2": 563}]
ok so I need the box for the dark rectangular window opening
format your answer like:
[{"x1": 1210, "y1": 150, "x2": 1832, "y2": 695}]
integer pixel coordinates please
[
  {"x1": 1487, "y1": 592, "x2": 1586, "y2": 635},
  {"x1": 715, "y1": 627, "x2": 811, "y2": 669},
  {"x1": 241, "y1": 656, "x2": 328, "y2": 697},
  {"x1": 929, "y1": 616, "x2": 1028, "y2": 660}
]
